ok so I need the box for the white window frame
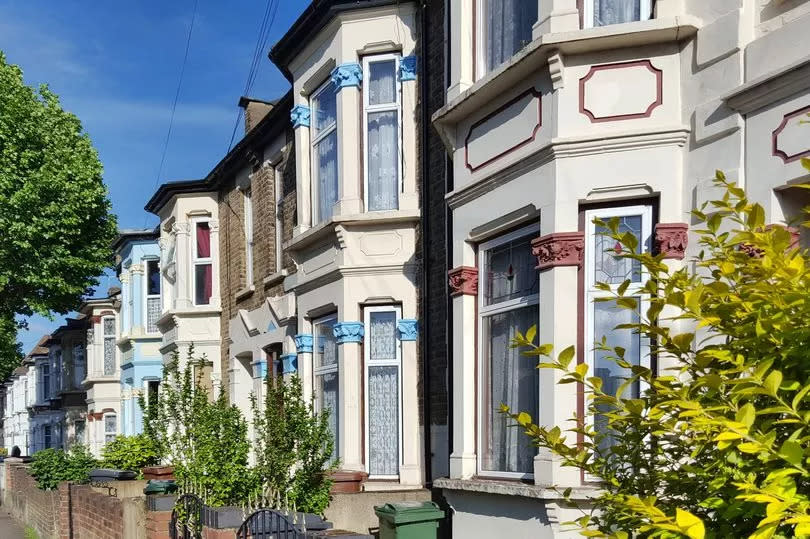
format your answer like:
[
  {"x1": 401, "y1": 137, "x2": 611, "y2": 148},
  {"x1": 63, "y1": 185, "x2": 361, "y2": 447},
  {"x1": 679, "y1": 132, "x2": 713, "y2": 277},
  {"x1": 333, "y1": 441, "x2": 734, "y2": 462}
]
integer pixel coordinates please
[
  {"x1": 103, "y1": 413, "x2": 117, "y2": 444},
  {"x1": 312, "y1": 314, "x2": 339, "y2": 461},
  {"x1": 476, "y1": 224, "x2": 540, "y2": 479},
  {"x1": 363, "y1": 305, "x2": 403, "y2": 479},
  {"x1": 44, "y1": 425, "x2": 52, "y2": 449},
  {"x1": 583, "y1": 0, "x2": 653, "y2": 29},
  {"x1": 102, "y1": 316, "x2": 117, "y2": 376},
  {"x1": 474, "y1": 0, "x2": 538, "y2": 79},
  {"x1": 41, "y1": 363, "x2": 50, "y2": 403},
  {"x1": 362, "y1": 53, "x2": 402, "y2": 213},
  {"x1": 274, "y1": 163, "x2": 284, "y2": 273},
  {"x1": 191, "y1": 217, "x2": 213, "y2": 306},
  {"x1": 310, "y1": 80, "x2": 338, "y2": 225},
  {"x1": 583, "y1": 204, "x2": 653, "y2": 480},
  {"x1": 144, "y1": 258, "x2": 161, "y2": 334},
  {"x1": 244, "y1": 189, "x2": 254, "y2": 285}
]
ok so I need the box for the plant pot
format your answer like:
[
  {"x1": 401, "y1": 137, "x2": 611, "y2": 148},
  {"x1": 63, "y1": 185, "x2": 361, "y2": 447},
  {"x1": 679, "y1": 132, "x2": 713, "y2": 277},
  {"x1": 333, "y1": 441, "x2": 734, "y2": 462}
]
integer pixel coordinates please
[
  {"x1": 142, "y1": 465, "x2": 175, "y2": 480},
  {"x1": 329, "y1": 470, "x2": 368, "y2": 494}
]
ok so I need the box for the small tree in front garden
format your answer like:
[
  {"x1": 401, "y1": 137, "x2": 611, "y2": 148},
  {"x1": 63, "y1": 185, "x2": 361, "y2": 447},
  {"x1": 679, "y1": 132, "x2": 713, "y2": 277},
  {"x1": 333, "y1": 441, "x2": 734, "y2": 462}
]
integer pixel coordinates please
[
  {"x1": 30, "y1": 444, "x2": 97, "y2": 490},
  {"x1": 508, "y1": 165, "x2": 810, "y2": 538},
  {"x1": 251, "y1": 373, "x2": 336, "y2": 515},
  {"x1": 100, "y1": 434, "x2": 161, "y2": 478}
]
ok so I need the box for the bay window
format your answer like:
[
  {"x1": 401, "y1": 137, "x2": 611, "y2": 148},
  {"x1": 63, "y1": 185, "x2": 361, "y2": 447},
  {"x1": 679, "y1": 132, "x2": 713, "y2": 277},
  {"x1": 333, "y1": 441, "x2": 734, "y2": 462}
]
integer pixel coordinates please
[
  {"x1": 313, "y1": 314, "x2": 339, "y2": 461},
  {"x1": 244, "y1": 189, "x2": 254, "y2": 285},
  {"x1": 584, "y1": 205, "x2": 652, "y2": 457},
  {"x1": 476, "y1": 0, "x2": 538, "y2": 77},
  {"x1": 363, "y1": 54, "x2": 401, "y2": 212},
  {"x1": 365, "y1": 306, "x2": 402, "y2": 477},
  {"x1": 103, "y1": 317, "x2": 116, "y2": 376},
  {"x1": 145, "y1": 259, "x2": 161, "y2": 333},
  {"x1": 478, "y1": 225, "x2": 539, "y2": 477},
  {"x1": 584, "y1": 0, "x2": 652, "y2": 28},
  {"x1": 193, "y1": 220, "x2": 213, "y2": 305},
  {"x1": 311, "y1": 81, "x2": 338, "y2": 225}
]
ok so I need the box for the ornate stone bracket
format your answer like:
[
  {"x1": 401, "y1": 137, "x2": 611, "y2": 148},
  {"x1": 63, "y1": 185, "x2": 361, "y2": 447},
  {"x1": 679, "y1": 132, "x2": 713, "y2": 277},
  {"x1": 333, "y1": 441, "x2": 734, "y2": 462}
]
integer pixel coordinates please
[
  {"x1": 399, "y1": 55, "x2": 417, "y2": 81},
  {"x1": 280, "y1": 353, "x2": 298, "y2": 374},
  {"x1": 290, "y1": 105, "x2": 311, "y2": 129},
  {"x1": 448, "y1": 266, "x2": 478, "y2": 297},
  {"x1": 654, "y1": 223, "x2": 688, "y2": 260},
  {"x1": 252, "y1": 360, "x2": 267, "y2": 379},
  {"x1": 531, "y1": 232, "x2": 585, "y2": 270},
  {"x1": 333, "y1": 322, "x2": 365, "y2": 344},
  {"x1": 396, "y1": 319, "x2": 418, "y2": 341},
  {"x1": 331, "y1": 63, "x2": 363, "y2": 90},
  {"x1": 294, "y1": 333, "x2": 313, "y2": 354}
]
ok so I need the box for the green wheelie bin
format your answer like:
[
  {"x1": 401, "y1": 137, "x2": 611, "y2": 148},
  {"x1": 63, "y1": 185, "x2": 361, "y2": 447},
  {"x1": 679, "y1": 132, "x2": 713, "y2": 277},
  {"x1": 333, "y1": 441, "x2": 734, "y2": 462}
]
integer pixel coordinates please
[{"x1": 374, "y1": 501, "x2": 445, "y2": 539}]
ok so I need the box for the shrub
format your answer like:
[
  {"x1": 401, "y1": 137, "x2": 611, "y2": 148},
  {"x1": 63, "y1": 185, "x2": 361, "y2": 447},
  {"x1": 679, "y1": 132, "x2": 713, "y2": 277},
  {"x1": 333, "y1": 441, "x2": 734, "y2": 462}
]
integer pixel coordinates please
[
  {"x1": 101, "y1": 434, "x2": 161, "y2": 477},
  {"x1": 251, "y1": 374, "x2": 336, "y2": 515},
  {"x1": 30, "y1": 444, "x2": 97, "y2": 490},
  {"x1": 508, "y1": 166, "x2": 810, "y2": 537},
  {"x1": 142, "y1": 347, "x2": 254, "y2": 507}
]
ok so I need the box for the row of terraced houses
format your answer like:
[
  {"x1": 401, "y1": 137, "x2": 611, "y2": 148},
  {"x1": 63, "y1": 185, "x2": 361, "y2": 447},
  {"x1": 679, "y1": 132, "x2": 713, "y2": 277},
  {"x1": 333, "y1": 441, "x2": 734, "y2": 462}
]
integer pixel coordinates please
[{"x1": 4, "y1": 0, "x2": 810, "y2": 536}]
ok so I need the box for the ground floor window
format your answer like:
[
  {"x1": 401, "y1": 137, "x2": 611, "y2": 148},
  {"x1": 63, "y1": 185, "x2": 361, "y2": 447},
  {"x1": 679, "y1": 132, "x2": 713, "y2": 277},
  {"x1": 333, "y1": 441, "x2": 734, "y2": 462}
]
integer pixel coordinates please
[
  {"x1": 478, "y1": 225, "x2": 539, "y2": 477},
  {"x1": 104, "y1": 413, "x2": 117, "y2": 444},
  {"x1": 313, "y1": 314, "x2": 338, "y2": 461},
  {"x1": 44, "y1": 425, "x2": 52, "y2": 449},
  {"x1": 365, "y1": 305, "x2": 402, "y2": 477}
]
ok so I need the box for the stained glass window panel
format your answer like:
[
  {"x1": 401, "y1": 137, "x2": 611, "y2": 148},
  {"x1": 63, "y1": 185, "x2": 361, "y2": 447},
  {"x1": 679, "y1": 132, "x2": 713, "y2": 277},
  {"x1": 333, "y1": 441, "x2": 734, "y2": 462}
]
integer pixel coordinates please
[
  {"x1": 368, "y1": 366, "x2": 399, "y2": 475},
  {"x1": 103, "y1": 337, "x2": 115, "y2": 375},
  {"x1": 369, "y1": 311, "x2": 397, "y2": 361},
  {"x1": 314, "y1": 318, "x2": 338, "y2": 369},
  {"x1": 147, "y1": 297, "x2": 161, "y2": 333},
  {"x1": 483, "y1": 234, "x2": 538, "y2": 307},
  {"x1": 594, "y1": 215, "x2": 643, "y2": 284},
  {"x1": 103, "y1": 318, "x2": 115, "y2": 336}
]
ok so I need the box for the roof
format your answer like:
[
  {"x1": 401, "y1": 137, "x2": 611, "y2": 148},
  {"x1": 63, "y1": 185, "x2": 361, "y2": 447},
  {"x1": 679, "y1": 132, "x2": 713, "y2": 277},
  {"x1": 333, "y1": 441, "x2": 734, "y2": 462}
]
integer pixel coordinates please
[
  {"x1": 50, "y1": 316, "x2": 88, "y2": 339},
  {"x1": 144, "y1": 178, "x2": 211, "y2": 214},
  {"x1": 24, "y1": 335, "x2": 50, "y2": 360},
  {"x1": 12, "y1": 366, "x2": 27, "y2": 377},
  {"x1": 269, "y1": 0, "x2": 407, "y2": 81},
  {"x1": 112, "y1": 228, "x2": 159, "y2": 251},
  {"x1": 238, "y1": 96, "x2": 278, "y2": 108}
]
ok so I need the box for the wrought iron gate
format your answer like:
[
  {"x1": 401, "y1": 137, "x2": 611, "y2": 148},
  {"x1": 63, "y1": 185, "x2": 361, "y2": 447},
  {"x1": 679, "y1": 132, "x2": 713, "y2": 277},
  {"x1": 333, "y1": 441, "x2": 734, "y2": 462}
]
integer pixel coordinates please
[
  {"x1": 170, "y1": 493, "x2": 204, "y2": 539},
  {"x1": 237, "y1": 508, "x2": 306, "y2": 539}
]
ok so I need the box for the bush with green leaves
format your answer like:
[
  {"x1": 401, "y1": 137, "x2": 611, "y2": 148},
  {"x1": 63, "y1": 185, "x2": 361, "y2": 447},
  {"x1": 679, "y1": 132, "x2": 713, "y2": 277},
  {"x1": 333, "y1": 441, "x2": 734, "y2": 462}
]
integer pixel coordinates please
[
  {"x1": 141, "y1": 347, "x2": 253, "y2": 507},
  {"x1": 30, "y1": 444, "x2": 98, "y2": 490},
  {"x1": 100, "y1": 434, "x2": 161, "y2": 477},
  {"x1": 251, "y1": 374, "x2": 336, "y2": 515},
  {"x1": 508, "y1": 164, "x2": 810, "y2": 538}
]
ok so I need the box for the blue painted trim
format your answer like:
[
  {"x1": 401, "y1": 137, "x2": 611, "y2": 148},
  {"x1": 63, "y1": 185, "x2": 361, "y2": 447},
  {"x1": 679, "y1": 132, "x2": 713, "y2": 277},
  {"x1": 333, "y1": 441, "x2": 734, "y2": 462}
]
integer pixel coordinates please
[
  {"x1": 331, "y1": 63, "x2": 362, "y2": 90},
  {"x1": 294, "y1": 334, "x2": 314, "y2": 353},
  {"x1": 397, "y1": 319, "x2": 419, "y2": 341},
  {"x1": 281, "y1": 353, "x2": 298, "y2": 375},
  {"x1": 291, "y1": 105, "x2": 311, "y2": 128},
  {"x1": 399, "y1": 55, "x2": 417, "y2": 81},
  {"x1": 252, "y1": 360, "x2": 267, "y2": 379},
  {"x1": 333, "y1": 321, "x2": 364, "y2": 344}
]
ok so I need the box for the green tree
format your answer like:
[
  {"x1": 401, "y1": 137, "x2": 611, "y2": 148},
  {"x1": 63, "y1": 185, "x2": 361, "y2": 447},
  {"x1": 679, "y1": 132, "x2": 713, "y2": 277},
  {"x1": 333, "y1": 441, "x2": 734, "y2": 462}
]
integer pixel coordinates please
[
  {"x1": 0, "y1": 52, "x2": 117, "y2": 328},
  {"x1": 251, "y1": 374, "x2": 336, "y2": 515},
  {"x1": 100, "y1": 434, "x2": 161, "y2": 478},
  {"x1": 0, "y1": 316, "x2": 23, "y2": 381},
  {"x1": 508, "y1": 164, "x2": 810, "y2": 538},
  {"x1": 30, "y1": 444, "x2": 98, "y2": 490}
]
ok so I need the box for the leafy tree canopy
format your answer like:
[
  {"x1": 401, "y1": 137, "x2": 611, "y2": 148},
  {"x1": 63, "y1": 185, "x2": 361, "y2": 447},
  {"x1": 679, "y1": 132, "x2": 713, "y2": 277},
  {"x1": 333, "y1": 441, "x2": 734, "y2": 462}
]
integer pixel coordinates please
[
  {"x1": 509, "y1": 164, "x2": 810, "y2": 538},
  {"x1": 0, "y1": 52, "x2": 117, "y2": 320}
]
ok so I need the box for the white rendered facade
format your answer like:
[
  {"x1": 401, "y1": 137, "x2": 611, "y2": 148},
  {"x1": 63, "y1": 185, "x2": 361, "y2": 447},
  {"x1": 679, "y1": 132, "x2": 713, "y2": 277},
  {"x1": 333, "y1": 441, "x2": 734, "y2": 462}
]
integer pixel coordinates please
[
  {"x1": 3, "y1": 365, "x2": 31, "y2": 455},
  {"x1": 433, "y1": 0, "x2": 810, "y2": 537}
]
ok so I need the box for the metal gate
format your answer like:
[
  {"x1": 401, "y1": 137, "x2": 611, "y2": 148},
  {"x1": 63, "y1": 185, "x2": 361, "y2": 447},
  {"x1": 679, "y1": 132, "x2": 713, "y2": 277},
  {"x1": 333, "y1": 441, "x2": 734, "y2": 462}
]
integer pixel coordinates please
[
  {"x1": 236, "y1": 508, "x2": 306, "y2": 539},
  {"x1": 170, "y1": 493, "x2": 205, "y2": 539}
]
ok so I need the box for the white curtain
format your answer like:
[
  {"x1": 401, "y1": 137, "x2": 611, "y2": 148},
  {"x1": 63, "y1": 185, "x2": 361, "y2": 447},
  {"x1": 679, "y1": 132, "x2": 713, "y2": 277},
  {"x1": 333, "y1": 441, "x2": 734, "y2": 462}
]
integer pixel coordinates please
[
  {"x1": 486, "y1": 0, "x2": 538, "y2": 72},
  {"x1": 73, "y1": 344, "x2": 85, "y2": 388},
  {"x1": 485, "y1": 306, "x2": 538, "y2": 473},
  {"x1": 316, "y1": 132, "x2": 338, "y2": 222},
  {"x1": 367, "y1": 112, "x2": 399, "y2": 211},
  {"x1": 320, "y1": 372, "x2": 339, "y2": 463},
  {"x1": 593, "y1": 0, "x2": 640, "y2": 26},
  {"x1": 368, "y1": 311, "x2": 399, "y2": 475}
]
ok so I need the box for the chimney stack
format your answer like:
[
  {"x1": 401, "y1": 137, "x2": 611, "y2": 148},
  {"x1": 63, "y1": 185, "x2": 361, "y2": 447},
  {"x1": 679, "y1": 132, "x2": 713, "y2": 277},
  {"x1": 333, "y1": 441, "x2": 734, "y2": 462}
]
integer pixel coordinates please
[{"x1": 238, "y1": 96, "x2": 275, "y2": 134}]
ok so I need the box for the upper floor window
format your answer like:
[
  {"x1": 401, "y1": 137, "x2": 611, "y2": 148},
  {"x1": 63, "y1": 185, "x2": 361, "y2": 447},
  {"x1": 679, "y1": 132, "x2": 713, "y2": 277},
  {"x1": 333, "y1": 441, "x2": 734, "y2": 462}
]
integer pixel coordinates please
[
  {"x1": 478, "y1": 225, "x2": 539, "y2": 477},
  {"x1": 41, "y1": 364, "x2": 50, "y2": 402},
  {"x1": 310, "y1": 80, "x2": 338, "y2": 225},
  {"x1": 477, "y1": 0, "x2": 538, "y2": 77},
  {"x1": 244, "y1": 189, "x2": 254, "y2": 285},
  {"x1": 364, "y1": 54, "x2": 401, "y2": 212},
  {"x1": 103, "y1": 317, "x2": 116, "y2": 376},
  {"x1": 193, "y1": 220, "x2": 213, "y2": 305},
  {"x1": 584, "y1": 204, "x2": 652, "y2": 458},
  {"x1": 73, "y1": 342, "x2": 85, "y2": 387},
  {"x1": 585, "y1": 0, "x2": 652, "y2": 28},
  {"x1": 145, "y1": 259, "x2": 161, "y2": 333}
]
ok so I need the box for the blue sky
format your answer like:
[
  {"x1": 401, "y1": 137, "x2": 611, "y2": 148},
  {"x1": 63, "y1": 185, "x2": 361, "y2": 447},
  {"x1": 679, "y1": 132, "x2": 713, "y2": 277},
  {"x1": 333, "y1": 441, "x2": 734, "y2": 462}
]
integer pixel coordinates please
[{"x1": 0, "y1": 0, "x2": 307, "y2": 353}]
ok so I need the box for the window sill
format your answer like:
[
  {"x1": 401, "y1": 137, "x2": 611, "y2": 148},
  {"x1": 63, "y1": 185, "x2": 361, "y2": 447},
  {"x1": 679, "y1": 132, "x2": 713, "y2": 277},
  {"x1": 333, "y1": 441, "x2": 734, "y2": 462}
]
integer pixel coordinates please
[
  {"x1": 262, "y1": 269, "x2": 288, "y2": 287},
  {"x1": 286, "y1": 209, "x2": 420, "y2": 252},
  {"x1": 433, "y1": 15, "x2": 702, "y2": 148},
  {"x1": 235, "y1": 285, "x2": 255, "y2": 301},
  {"x1": 433, "y1": 477, "x2": 598, "y2": 501}
]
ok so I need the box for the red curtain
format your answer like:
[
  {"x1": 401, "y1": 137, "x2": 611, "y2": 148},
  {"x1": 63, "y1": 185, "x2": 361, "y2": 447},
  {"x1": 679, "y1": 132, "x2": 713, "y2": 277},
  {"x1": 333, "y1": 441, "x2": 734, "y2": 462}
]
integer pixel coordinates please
[{"x1": 196, "y1": 222, "x2": 211, "y2": 258}]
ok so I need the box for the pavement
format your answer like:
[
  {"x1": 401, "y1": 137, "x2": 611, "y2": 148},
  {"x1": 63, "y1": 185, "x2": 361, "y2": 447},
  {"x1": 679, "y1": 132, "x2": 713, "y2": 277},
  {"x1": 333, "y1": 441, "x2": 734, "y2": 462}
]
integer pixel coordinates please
[{"x1": 0, "y1": 509, "x2": 24, "y2": 539}]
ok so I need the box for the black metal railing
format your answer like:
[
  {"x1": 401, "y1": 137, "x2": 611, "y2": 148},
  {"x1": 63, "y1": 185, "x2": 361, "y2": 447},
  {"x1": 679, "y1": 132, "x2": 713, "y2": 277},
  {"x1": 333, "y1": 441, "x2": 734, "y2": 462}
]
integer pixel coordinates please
[
  {"x1": 170, "y1": 493, "x2": 204, "y2": 539},
  {"x1": 237, "y1": 508, "x2": 306, "y2": 539}
]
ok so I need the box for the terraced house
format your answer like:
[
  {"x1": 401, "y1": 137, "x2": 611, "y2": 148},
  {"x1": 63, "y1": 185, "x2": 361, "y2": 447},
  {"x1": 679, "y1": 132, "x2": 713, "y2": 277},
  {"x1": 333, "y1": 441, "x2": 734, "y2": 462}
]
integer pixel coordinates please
[{"x1": 428, "y1": 0, "x2": 810, "y2": 537}]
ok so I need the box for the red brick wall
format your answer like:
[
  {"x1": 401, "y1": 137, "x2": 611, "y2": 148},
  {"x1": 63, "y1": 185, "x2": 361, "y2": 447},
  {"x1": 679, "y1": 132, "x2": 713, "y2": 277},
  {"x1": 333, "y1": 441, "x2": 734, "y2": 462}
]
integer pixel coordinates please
[
  {"x1": 5, "y1": 462, "x2": 61, "y2": 539},
  {"x1": 70, "y1": 484, "x2": 125, "y2": 539},
  {"x1": 145, "y1": 508, "x2": 172, "y2": 539}
]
